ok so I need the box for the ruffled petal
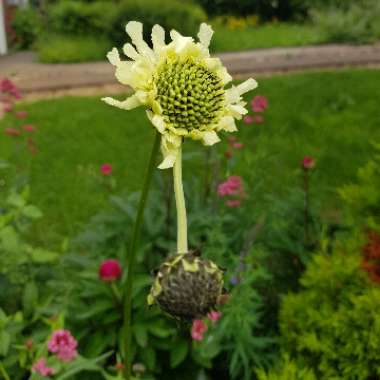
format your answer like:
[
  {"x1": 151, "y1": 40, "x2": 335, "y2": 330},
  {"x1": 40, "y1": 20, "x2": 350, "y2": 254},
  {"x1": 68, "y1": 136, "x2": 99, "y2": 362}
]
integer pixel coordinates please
[
  {"x1": 170, "y1": 30, "x2": 194, "y2": 53},
  {"x1": 152, "y1": 24, "x2": 166, "y2": 52},
  {"x1": 122, "y1": 43, "x2": 140, "y2": 60},
  {"x1": 228, "y1": 103, "x2": 248, "y2": 119},
  {"x1": 125, "y1": 21, "x2": 155, "y2": 60},
  {"x1": 197, "y1": 23, "x2": 213, "y2": 49},
  {"x1": 107, "y1": 48, "x2": 120, "y2": 66},
  {"x1": 236, "y1": 78, "x2": 258, "y2": 95},
  {"x1": 217, "y1": 115, "x2": 237, "y2": 132},
  {"x1": 114, "y1": 61, "x2": 134, "y2": 85},
  {"x1": 158, "y1": 134, "x2": 182, "y2": 169},
  {"x1": 202, "y1": 131, "x2": 220, "y2": 145},
  {"x1": 101, "y1": 94, "x2": 142, "y2": 110},
  {"x1": 147, "y1": 111, "x2": 166, "y2": 133}
]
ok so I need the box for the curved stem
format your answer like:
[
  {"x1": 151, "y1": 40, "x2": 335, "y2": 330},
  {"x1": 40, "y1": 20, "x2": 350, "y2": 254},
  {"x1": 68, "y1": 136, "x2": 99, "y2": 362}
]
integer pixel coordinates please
[
  {"x1": 173, "y1": 145, "x2": 188, "y2": 254},
  {"x1": 122, "y1": 131, "x2": 160, "y2": 380}
]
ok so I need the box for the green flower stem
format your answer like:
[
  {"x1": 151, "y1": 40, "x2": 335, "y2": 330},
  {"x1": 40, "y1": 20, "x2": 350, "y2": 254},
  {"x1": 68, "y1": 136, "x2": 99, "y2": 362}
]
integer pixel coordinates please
[
  {"x1": 122, "y1": 131, "x2": 160, "y2": 380},
  {"x1": 173, "y1": 145, "x2": 188, "y2": 254},
  {"x1": 0, "y1": 362, "x2": 10, "y2": 380}
]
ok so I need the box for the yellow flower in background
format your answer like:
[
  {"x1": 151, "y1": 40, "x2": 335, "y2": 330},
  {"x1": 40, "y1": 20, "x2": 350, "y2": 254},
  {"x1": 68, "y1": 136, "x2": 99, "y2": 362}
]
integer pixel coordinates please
[{"x1": 102, "y1": 21, "x2": 258, "y2": 169}]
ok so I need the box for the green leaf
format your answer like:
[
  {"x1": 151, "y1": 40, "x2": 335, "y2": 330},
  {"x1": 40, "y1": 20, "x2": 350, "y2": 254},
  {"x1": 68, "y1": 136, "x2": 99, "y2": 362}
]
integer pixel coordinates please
[
  {"x1": 22, "y1": 205, "x2": 43, "y2": 219},
  {"x1": 133, "y1": 324, "x2": 148, "y2": 347},
  {"x1": 140, "y1": 346, "x2": 156, "y2": 371},
  {"x1": 0, "y1": 331, "x2": 11, "y2": 356},
  {"x1": 75, "y1": 299, "x2": 114, "y2": 320},
  {"x1": 29, "y1": 248, "x2": 59, "y2": 263},
  {"x1": 22, "y1": 282, "x2": 39, "y2": 317},
  {"x1": 6, "y1": 192, "x2": 25, "y2": 208},
  {"x1": 170, "y1": 339, "x2": 188, "y2": 368}
]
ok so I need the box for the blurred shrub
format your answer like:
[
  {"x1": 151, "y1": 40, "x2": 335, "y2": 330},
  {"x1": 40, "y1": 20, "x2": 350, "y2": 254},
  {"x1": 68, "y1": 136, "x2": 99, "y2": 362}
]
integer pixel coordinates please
[
  {"x1": 279, "y1": 238, "x2": 380, "y2": 379},
  {"x1": 108, "y1": 0, "x2": 206, "y2": 48},
  {"x1": 37, "y1": 34, "x2": 110, "y2": 63},
  {"x1": 46, "y1": 0, "x2": 115, "y2": 36},
  {"x1": 312, "y1": 0, "x2": 380, "y2": 43},
  {"x1": 196, "y1": 0, "x2": 307, "y2": 20},
  {"x1": 255, "y1": 355, "x2": 316, "y2": 380},
  {"x1": 11, "y1": 7, "x2": 41, "y2": 49}
]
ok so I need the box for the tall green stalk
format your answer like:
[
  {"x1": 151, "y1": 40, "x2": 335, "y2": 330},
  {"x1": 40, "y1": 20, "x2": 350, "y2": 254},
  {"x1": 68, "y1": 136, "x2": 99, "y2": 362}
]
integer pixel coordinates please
[
  {"x1": 122, "y1": 131, "x2": 160, "y2": 379},
  {"x1": 173, "y1": 146, "x2": 188, "y2": 254}
]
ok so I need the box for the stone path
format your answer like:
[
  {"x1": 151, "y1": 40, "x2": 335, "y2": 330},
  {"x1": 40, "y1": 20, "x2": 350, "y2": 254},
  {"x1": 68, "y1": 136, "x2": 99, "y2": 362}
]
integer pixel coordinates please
[{"x1": 1, "y1": 43, "x2": 380, "y2": 99}]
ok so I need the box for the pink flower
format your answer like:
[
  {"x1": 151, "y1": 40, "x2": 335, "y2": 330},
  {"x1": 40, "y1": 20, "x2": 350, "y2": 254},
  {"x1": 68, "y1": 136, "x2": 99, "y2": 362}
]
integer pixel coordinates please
[
  {"x1": 99, "y1": 259, "x2": 122, "y2": 281},
  {"x1": 254, "y1": 115, "x2": 264, "y2": 124},
  {"x1": 3, "y1": 102, "x2": 13, "y2": 113},
  {"x1": 243, "y1": 115, "x2": 254, "y2": 124},
  {"x1": 4, "y1": 127, "x2": 21, "y2": 137},
  {"x1": 226, "y1": 199, "x2": 241, "y2": 208},
  {"x1": 301, "y1": 156, "x2": 315, "y2": 170},
  {"x1": 251, "y1": 95, "x2": 268, "y2": 113},
  {"x1": 217, "y1": 176, "x2": 244, "y2": 197},
  {"x1": 207, "y1": 311, "x2": 222, "y2": 323},
  {"x1": 32, "y1": 358, "x2": 55, "y2": 377},
  {"x1": 22, "y1": 124, "x2": 35, "y2": 133},
  {"x1": 15, "y1": 110, "x2": 27, "y2": 119},
  {"x1": 100, "y1": 163, "x2": 113, "y2": 176},
  {"x1": 232, "y1": 142, "x2": 244, "y2": 149},
  {"x1": 48, "y1": 329, "x2": 78, "y2": 362},
  {"x1": 191, "y1": 319, "x2": 208, "y2": 341}
]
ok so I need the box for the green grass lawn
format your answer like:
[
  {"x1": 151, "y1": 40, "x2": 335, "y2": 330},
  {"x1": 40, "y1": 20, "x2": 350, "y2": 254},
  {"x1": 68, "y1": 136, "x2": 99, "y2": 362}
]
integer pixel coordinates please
[
  {"x1": 36, "y1": 22, "x2": 322, "y2": 63},
  {"x1": 212, "y1": 23, "x2": 322, "y2": 52},
  {"x1": 1, "y1": 69, "x2": 380, "y2": 247}
]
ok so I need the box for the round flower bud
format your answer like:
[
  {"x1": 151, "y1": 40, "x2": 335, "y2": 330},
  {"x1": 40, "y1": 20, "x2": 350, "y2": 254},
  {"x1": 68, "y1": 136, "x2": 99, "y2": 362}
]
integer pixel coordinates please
[
  {"x1": 99, "y1": 259, "x2": 122, "y2": 282},
  {"x1": 148, "y1": 252, "x2": 224, "y2": 321}
]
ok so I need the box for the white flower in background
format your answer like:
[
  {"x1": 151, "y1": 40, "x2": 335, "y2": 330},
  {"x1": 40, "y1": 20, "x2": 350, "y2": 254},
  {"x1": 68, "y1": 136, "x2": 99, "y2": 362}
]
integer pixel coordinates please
[{"x1": 102, "y1": 21, "x2": 258, "y2": 169}]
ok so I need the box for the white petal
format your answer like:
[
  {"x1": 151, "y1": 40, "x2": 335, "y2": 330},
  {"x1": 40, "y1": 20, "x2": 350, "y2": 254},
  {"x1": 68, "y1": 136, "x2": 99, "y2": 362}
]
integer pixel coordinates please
[
  {"x1": 107, "y1": 48, "x2": 120, "y2": 66},
  {"x1": 198, "y1": 23, "x2": 214, "y2": 48},
  {"x1": 236, "y1": 78, "x2": 258, "y2": 95},
  {"x1": 170, "y1": 30, "x2": 193, "y2": 53},
  {"x1": 225, "y1": 86, "x2": 240, "y2": 104},
  {"x1": 152, "y1": 24, "x2": 166, "y2": 52},
  {"x1": 125, "y1": 21, "x2": 155, "y2": 59},
  {"x1": 216, "y1": 67, "x2": 232, "y2": 85},
  {"x1": 101, "y1": 94, "x2": 142, "y2": 110},
  {"x1": 123, "y1": 43, "x2": 140, "y2": 60},
  {"x1": 114, "y1": 61, "x2": 133, "y2": 85},
  {"x1": 158, "y1": 154, "x2": 177, "y2": 170},
  {"x1": 229, "y1": 103, "x2": 248, "y2": 119},
  {"x1": 202, "y1": 131, "x2": 220, "y2": 146},
  {"x1": 158, "y1": 134, "x2": 181, "y2": 169},
  {"x1": 218, "y1": 116, "x2": 238, "y2": 132},
  {"x1": 147, "y1": 111, "x2": 166, "y2": 133}
]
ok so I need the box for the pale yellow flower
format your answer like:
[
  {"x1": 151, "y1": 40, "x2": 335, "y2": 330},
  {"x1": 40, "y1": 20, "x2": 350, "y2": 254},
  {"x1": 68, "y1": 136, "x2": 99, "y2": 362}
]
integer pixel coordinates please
[{"x1": 102, "y1": 21, "x2": 258, "y2": 169}]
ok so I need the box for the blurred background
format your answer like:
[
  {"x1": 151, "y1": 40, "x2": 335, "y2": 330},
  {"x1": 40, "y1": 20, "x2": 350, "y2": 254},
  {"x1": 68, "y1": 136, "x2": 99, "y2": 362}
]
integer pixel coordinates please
[{"x1": 1, "y1": 1, "x2": 380, "y2": 380}]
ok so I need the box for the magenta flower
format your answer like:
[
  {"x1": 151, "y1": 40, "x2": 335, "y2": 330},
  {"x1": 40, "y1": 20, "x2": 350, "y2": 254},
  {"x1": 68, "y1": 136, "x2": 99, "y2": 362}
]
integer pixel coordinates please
[
  {"x1": 3, "y1": 102, "x2": 13, "y2": 113},
  {"x1": 0, "y1": 78, "x2": 22, "y2": 100},
  {"x1": 217, "y1": 176, "x2": 244, "y2": 197},
  {"x1": 4, "y1": 127, "x2": 21, "y2": 137},
  {"x1": 99, "y1": 259, "x2": 122, "y2": 281},
  {"x1": 207, "y1": 311, "x2": 222, "y2": 323},
  {"x1": 226, "y1": 199, "x2": 241, "y2": 208},
  {"x1": 251, "y1": 95, "x2": 268, "y2": 113},
  {"x1": 32, "y1": 358, "x2": 55, "y2": 377},
  {"x1": 232, "y1": 142, "x2": 244, "y2": 149},
  {"x1": 301, "y1": 156, "x2": 315, "y2": 170},
  {"x1": 191, "y1": 319, "x2": 208, "y2": 341},
  {"x1": 100, "y1": 163, "x2": 113, "y2": 176},
  {"x1": 254, "y1": 115, "x2": 264, "y2": 124},
  {"x1": 243, "y1": 115, "x2": 254, "y2": 124},
  {"x1": 15, "y1": 110, "x2": 28, "y2": 119},
  {"x1": 48, "y1": 329, "x2": 78, "y2": 362},
  {"x1": 22, "y1": 124, "x2": 36, "y2": 133}
]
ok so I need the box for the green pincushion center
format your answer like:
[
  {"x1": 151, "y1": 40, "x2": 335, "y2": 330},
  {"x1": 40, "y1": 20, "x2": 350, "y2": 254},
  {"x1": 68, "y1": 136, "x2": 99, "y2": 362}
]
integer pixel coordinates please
[{"x1": 155, "y1": 60, "x2": 225, "y2": 131}]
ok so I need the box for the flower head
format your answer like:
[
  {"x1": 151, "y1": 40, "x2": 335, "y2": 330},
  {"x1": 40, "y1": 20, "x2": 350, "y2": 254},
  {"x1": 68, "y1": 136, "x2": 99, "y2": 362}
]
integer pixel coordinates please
[
  {"x1": 15, "y1": 110, "x2": 27, "y2": 119},
  {"x1": 48, "y1": 329, "x2": 78, "y2": 362},
  {"x1": 243, "y1": 115, "x2": 254, "y2": 124},
  {"x1": 251, "y1": 95, "x2": 268, "y2": 113},
  {"x1": 32, "y1": 358, "x2": 55, "y2": 377},
  {"x1": 99, "y1": 259, "x2": 122, "y2": 281},
  {"x1": 4, "y1": 127, "x2": 21, "y2": 137},
  {"x1": 22, "y1": 124, "x2": 35, "y2": 133},
  {"x1": 3, "y1": 102, "x2": 13, "y2": 113},
  {"x1": 191, "y1": 319, "x2": 208, "y2": 341},
  {"x1": 301, "y1": 156, "x2": 315, "y2": 170},
  {"x1": 100, "y1": 163, "x2": 113, "y2": 176},
  {"x1": 207, "y1": 310, "x2": 222, "y2": 323},
  {"x1": 102, "y1": 22, "x2": 257, "y2": 169},
  {"x1": 254, "y1": 115, "x2": 264, "y2": 124},
  {"x1": 217, "y1": 176, "x2": 244, "y2": 197}
]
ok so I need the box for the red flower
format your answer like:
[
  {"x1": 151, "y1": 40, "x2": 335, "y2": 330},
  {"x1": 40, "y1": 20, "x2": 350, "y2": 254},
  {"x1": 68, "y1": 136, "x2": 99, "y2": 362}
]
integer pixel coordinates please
[
  {"x1": 100, "y1": 163, "x2": 113, "y2": 176},
  {"x1": 3, "y1": 102, "x2": 13, "y2": 113},
  {"x1": 4, "y1": 127, "x2": 21, "y2": 137},
  {"x1": 251, "y1": 95, "x2": 268, "y2": 113},
  {"x1": 48, "y1": 330, "x2": 78, "y2": 362},
  {"x1": 232, "y1": 142, "x2": 244, "y2": 149},
  {"x1": 253, "y1": 115, "x2": 264, "y2": 124},
  {"x1": 226, "y1": 199, "x2": 241, "y2": 208},
  {"x1": 32, "y1": 358, "x2": 55, "y2": 377},
  {"x1": 207, "y1": 311, "x2": 222, "y2": 323},
  {"x1": 15, "y1": 110, "x2": 28, "y2": 119},
  {"x1": 191, "y1": 319, "x2": 208, "y2": 341},
  {"x1": 22, "y1": 124, "x2": 36, "y2": 133},
  {"x1": 99, "y1": 259, "x2": 122, "y2": 281},
  {"x1": 301, "y1": 156, "x2": 316, "y2": 170},
  {"x1": 361, "y1": 231, "x2": 380, "y2": 284},
  {"x1": 243, "y1": 115, "x2": 254, "y2": 124}
]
